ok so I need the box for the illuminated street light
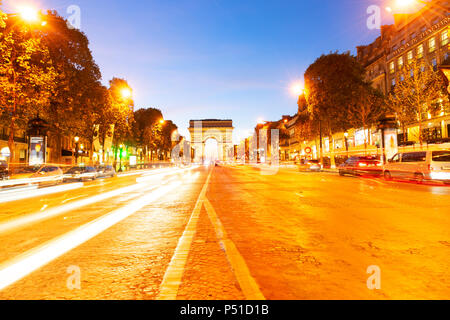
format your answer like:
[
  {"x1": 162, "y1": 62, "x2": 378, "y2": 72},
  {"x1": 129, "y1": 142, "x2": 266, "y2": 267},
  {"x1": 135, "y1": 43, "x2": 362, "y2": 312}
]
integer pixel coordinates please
[
  {"x1": 396, "y1": 0, "x2": 416, "y2": 7},
  {"x1": 386, "y1": 0, "x2": 431, "y2": 12},
  {"x1": 74, "y1": 136, "x2": 80, "y2": 164},
  {"x1": 121, "y1": 88, "x2": 132, "y2": 99},
  {"x1": 18, "y1": 6, "x2": 40, "y2": 22},
  {"x1": 290, "y1": 81, "x2": 304, "y2": 97}
]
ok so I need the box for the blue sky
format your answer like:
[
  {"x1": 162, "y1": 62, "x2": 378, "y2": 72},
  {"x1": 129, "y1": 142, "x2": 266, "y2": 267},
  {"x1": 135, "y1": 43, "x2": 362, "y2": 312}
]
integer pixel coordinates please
[{"x1": 5, "y1": 0, "x2": 397, "y2": 141}]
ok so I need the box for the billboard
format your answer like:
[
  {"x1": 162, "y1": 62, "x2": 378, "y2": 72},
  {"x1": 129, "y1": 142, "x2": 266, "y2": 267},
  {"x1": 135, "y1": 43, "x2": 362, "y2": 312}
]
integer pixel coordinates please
[{"x1": 29, "y1": 136, "x2": 46, "y2": 166}]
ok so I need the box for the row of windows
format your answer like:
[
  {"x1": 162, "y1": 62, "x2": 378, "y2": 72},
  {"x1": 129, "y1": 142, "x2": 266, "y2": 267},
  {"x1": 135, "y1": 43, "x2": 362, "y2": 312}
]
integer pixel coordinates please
[
  {"x1": 389, "y1": 30, "x2": 448, "y2": 74},
  {"x1": 392, "y1": 14, "x2": 450, "y2": 52},
  {"x1": 390, "y1": 52, "x2": 448, "y2": 88}
]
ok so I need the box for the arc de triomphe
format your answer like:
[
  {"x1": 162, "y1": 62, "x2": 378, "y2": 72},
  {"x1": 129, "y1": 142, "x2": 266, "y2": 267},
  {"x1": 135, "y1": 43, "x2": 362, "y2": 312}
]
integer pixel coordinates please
[{"x1": 188, "y1": 119, "x2": 234, "y2": 163}]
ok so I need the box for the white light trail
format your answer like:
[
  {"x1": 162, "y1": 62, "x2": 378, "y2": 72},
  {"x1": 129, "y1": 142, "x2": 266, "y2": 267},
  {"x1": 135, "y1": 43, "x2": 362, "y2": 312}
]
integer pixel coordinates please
[
  {"x1": 0, "y1": 167, "x2": 195, "y2": 235},
  {"x1": 0, "y1": 180, "x2": 184, "y2": 291},
  {"x1": 0, "y1": 183, "x2": 83, "y2": 204}
]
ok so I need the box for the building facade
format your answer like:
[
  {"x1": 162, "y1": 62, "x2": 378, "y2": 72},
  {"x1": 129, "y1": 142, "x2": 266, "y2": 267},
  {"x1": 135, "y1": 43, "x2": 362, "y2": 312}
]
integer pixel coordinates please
[
  {"x1": 357, "y1": 0, "x2": 450, "y2": 145},
  {"x1": 256, "y1": 1, "x2": 450, "y2": 166}
]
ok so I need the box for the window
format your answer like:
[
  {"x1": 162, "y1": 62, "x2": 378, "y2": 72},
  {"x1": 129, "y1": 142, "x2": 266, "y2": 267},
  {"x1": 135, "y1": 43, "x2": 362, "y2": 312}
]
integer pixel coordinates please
[
  {"x1": 442, "y1": 30, "x2": 449, "y2": 46},
  {"x1": 401, "y1": 39, "x2": 406, "y2": 45},
  {"x1": 410, "y1": 32, "x2": 417, "y2": 39},
  {"x1": 391, "y1": 78, "x2": 396, "y2": 87},
  {"x1": 398, "y1": 56, "x2": 404, "y2": 69},
  {"x1": 429, "y1": 37, "x2": 436, "y2": 52},
  {"x1": 389, "y1": 61, "x2": 395, "y2": 74},
  {"x1": 402, "y1": 152, "x2": 426, "y2": 163},
  {"x1": 391, "y1": 154, "x2": 401, "y2": 163},
  {"x1": 410, "y1": 69, "x2": 414, "y2": 78},
  {"x1": 432, "y1": 151, "x2": 450, "y2": 162},
  {"x1": 432, "y1": 58, "x2": 437, "y2": 71},
  {"x1": 422, "y1": 127, "x2": 442, "y2": 142},
  {"x1": 417, "y1": 44, "x2": 424, "y2": 58},
  {"x1": 407, "y1": 50, "x2": 413, "y2": 63}
]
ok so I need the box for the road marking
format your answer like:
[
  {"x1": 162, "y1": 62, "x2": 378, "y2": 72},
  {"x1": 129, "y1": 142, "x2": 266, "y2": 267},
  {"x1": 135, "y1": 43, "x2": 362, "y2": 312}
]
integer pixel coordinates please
[
  {"x1": 158, "y1": 168, "x2": 265, "y2": 301},
  {"x1": 203, "y1": 198, "x2": 265, "y2": 300},
  {"x1": 157, "y1": 170, "x2": 212, "y2": 300},
  {"x1": 0, "y1": 180, "x2": 182, "y2": 291}
]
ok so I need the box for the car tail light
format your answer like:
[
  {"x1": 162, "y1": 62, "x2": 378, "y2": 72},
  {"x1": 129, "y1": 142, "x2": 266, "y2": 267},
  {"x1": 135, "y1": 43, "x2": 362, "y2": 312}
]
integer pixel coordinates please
[{"x1": 358, "y1": 162, "x2": 368, "y2": 167}]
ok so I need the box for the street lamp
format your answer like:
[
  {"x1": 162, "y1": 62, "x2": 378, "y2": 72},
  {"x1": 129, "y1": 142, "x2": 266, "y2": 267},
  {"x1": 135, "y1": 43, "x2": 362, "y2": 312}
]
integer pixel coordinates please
[
  {"x1": 121, "y1": 88, "x2": 132, "y2": 100},
  {"x1": 386, "y1": 0, "x2": 444, "y2": 12},
  {"x1": 344, "y1": 132, "x2": 349, "y2": 159},
  {"x1": 119, "y1": 144, "x2": 124, "y2": 172},
  {"x1": 18, "y1": 6, "x2": 40, "y2": 22},
  {"x1": 290, "y1": 81, "x2": 304, "y2": 97},
  {"x1": 74, "y1": 136, "x2": 80, "y2": 164}
]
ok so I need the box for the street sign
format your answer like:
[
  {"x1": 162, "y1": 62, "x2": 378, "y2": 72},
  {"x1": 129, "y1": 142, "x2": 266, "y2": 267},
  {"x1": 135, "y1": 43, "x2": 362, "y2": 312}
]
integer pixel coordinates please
[{"x1": 305, "y1": 147, "x2": 312, "y2": 154}]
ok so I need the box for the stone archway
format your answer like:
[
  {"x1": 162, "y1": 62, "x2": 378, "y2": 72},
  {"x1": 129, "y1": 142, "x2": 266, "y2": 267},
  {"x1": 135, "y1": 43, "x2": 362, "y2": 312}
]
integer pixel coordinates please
[{"x1": 188, "y1": 119, "x2": 234, "y2": 163}]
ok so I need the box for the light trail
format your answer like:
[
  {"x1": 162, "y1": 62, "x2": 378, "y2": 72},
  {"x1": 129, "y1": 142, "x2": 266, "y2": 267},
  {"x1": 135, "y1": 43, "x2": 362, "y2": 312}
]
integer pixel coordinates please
[
  {"x1": 0, "y1": 183, "x2": 83, "y2": 204},
  {"x1": 0, "y1": 180, "x2": 185, "y2": 291},
  {"x1": 0, "y1": 167, "x2": 196, "y2": 235}
]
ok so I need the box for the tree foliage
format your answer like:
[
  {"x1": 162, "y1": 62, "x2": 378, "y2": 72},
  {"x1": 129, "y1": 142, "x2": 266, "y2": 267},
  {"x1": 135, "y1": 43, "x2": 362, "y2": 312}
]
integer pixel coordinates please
[
  {"x1": 0, "y1": 12, "x2": 57, "y2": 162},
  {"x1": 304, "y1": 52, "x2": 367, "y2": 136},
  {"x1": 388, "y1": 58, "x2": 447, "y2": 144}
]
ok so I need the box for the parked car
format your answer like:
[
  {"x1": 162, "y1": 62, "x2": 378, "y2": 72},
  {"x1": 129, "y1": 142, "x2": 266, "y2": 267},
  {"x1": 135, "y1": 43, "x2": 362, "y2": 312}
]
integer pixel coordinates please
[
  {"x1": 0, "y1": 160, "x2": 8, "y2": 180},
  {"x1": 339, "y1": 156, "x2": 383, "y2": 177},
  {"x1": 63, "y1": 166, "x2": 97, "y2": 182},
  {"x1": 298, "y1": 159, "x2": 323, "y2": 172},
  {"x1": 8, "y1": 165, "x2": 64, "y2": 186},
  {"x1": 95, "y1": 165, "x2": 116, "y2": 179},
  {"x1": 384, "y1": 151, "x2": 450, "y2": 184}
]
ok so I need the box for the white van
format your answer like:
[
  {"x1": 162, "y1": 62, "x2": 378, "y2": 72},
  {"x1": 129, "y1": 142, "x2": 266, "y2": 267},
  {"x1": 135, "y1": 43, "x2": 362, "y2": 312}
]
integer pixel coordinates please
[{"x1": 383, "y1": 150, "x2": 450, "y2": 184}]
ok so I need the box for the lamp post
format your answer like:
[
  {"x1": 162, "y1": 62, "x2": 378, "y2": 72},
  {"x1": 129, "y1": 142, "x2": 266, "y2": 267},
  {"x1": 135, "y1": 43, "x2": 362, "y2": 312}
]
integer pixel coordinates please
[
  {"x1": 344, "y1": 132, "x2": 349, "y2": 159},
  {"x1": 118, "y1": 144, "x2": 124, "y2": 172},
  {"x1": 74, "y1": 136, "x2": 80, "y2": 165}
]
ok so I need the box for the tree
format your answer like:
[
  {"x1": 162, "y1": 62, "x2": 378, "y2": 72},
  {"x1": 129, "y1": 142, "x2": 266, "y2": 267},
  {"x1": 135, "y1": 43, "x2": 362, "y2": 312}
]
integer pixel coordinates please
[
  {"x1": 133, "y1": 108, "x2": 164, "y2": 162},
  {"x1": 0, "y1": 12, "x2": 57, "y2": 164},
  {"x1": 294, "y1": 93, "x2": 317, "y2": 146},
  {"x1": 108, "y1": 77, "x2": 134, "y2": 155},
  {"x1": 160, "y1": 120, "x2": 178, "y2": 160},
  {"x1": 348, "y1": 85, "x2": 386, "y2": 152},
  {"x1": 39, "y1": 11, "x2": 102, "y2": 163},
  {"x1": 388, "y1": 58, "x2": 447, "y2": 145},
  {"x1": 304, "y1": 52, "x2": 367, "y2": 166}
]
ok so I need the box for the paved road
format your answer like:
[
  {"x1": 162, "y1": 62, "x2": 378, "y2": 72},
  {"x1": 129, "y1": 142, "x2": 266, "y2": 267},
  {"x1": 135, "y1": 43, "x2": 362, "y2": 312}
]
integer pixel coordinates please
[{"x1": 0, "y1": 165, "x2": 448, "y2": 300}]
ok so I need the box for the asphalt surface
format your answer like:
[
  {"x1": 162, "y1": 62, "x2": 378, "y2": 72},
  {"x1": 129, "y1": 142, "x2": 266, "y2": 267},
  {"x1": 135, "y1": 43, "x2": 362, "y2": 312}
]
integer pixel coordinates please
[{"x1": 0, "y1": 165, "x2": 448, "y2": 300}]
